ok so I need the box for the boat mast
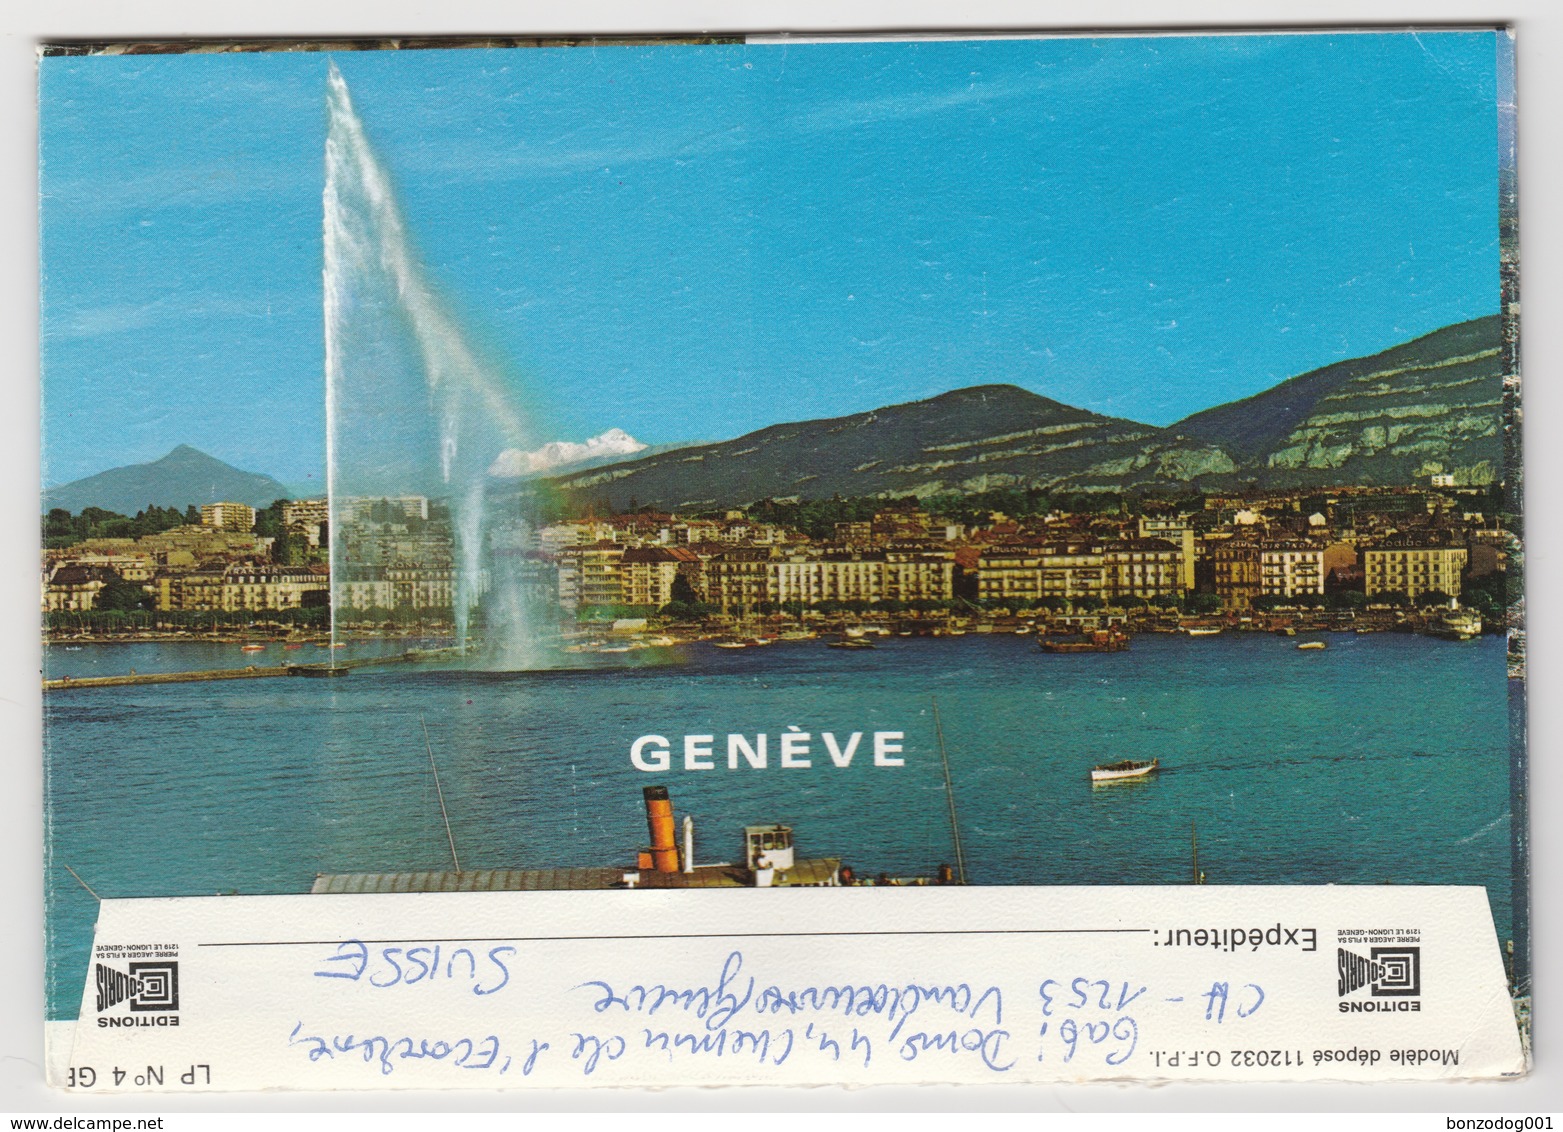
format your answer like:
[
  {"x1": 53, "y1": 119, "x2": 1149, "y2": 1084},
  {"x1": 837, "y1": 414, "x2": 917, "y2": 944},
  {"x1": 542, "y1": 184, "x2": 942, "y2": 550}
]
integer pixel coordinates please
[
  {"x1": 422, "y1": 715, "x2": 462, "y2": 873},
  {"x1": 931, "y1": 695, "x2": 968, "y2": 884}
]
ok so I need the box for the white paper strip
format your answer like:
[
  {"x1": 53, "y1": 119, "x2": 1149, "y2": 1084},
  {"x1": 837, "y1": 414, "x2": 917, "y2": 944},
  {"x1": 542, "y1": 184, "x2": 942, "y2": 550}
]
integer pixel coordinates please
[{"x1": 58, "y1": 885, "x2": 1524, "y2": 1090}]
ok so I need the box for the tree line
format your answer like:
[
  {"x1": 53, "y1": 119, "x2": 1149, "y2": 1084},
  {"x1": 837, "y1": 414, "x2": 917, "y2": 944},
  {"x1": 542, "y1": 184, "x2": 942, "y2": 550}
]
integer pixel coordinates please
[
  {"x1": 43, "y1": 504, "x2": 196, "y2": 548},
  {"x1": 43, "y1": 500, "x2": 321, "y2": 566}
]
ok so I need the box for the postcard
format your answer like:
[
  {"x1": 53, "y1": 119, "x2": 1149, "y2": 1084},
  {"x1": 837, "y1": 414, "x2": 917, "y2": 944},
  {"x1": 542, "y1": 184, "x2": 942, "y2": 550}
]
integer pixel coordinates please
[{"x1": 38, "y1": 27, "x2": 1526, "y2": 1089}]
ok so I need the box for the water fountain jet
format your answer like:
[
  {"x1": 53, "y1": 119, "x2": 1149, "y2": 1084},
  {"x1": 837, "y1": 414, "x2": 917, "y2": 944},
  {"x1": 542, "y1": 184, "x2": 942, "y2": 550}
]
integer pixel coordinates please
[{"x1": 322, "y1": 61, "x2": 548, "y2": 667}]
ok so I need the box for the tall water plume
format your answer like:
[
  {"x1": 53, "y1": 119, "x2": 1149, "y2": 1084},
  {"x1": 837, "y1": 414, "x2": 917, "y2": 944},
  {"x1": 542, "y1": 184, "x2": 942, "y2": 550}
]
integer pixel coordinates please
[{"x1": 323, "y1": 62, "x2": 540, "y2": 661}]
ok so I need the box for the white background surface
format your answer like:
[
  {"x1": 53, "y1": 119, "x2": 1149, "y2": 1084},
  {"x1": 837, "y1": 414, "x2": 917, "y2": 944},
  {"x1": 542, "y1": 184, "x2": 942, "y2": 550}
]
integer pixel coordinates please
[{"x1": 2, "y1": 0, "x2": 1559, "y2": 1116}]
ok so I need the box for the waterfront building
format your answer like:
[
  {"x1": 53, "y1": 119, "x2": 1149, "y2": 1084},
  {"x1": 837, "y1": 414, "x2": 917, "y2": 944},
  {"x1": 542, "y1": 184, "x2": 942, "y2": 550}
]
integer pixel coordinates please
[
  {"x1": 975, "y1": 546, "x2": 1049, "y2": 604},
  {"x1": 1137, "y1": 517, "x2": 1197, "y2": 591},
  {"x1": 337, "y1": 578, "x2": 395, "y2": 612},
  {"x1": 220, "y1": 564, "x2": 330, "y2": 611},
  {"x1": 1363, "y1": 533, "x2": 1469, "y2": 599},
  {"x1": 1259, "y1": 542, "x2": 1326, "y2": 599},
  {"x1": 148, "y1": 563, "x2": 329, "y2": 612},
  {"x1": 556, "y1": 542, "x2": 625, "y2": 612},
  {"x1": 767, "y1": 554, "x2": 882, "y2": 607},
  {"x1": 883, "y1": 552, "x2": 956, "y2": 603},
  {"x1": 385, "y1": 565, "x2": 457, "y2": 610},
  {"x1": 42, "y1": 564, "x2": 119, "y2": 612},
  {"x1": 703, "y1": 547, "x2": 775, "y2": 613},
  {"x1": 976, "y1": 544, "x2": 1109, "y2": 604},
  {"x1": 155, "y1": 565, "x2": 228, "y2": 612},
  {"x1": 1102, "y1": 538, "x2": 1184, "y2": 600},
  {"x1": 200, "y1": 502, "x2": 256, "y2": 532},
  {"x1": 621, "y1": 546, "x2": 684, "y2": 608},
  {"x1": 1212, "y1": 539, "x2": 1262, "y2": 610}
]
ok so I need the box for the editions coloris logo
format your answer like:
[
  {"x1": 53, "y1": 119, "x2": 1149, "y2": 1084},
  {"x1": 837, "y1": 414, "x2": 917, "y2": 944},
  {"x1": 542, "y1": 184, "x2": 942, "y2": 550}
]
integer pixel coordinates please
[
  {"x1": 94, "y1": 960, "x2": 181, "y2": 1028},
  {"x1": 1337, "y1": 946, "x2": 1422, "y2": 1013}
]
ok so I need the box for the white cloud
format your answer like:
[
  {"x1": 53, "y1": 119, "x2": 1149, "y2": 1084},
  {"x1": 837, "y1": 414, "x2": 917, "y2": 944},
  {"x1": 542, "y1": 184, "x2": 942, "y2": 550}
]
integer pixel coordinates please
[
  {"x1": 42, "y1": 294, "x2": 296, "y2": 341},
  {"x1": 488, "y1": 428, "x2": 647, "y2": 477}
]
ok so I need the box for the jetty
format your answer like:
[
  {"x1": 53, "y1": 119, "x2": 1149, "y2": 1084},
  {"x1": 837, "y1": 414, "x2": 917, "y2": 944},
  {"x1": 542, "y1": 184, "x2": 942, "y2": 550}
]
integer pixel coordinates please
[{"x1": 43, "y1": 645, "x2": 465, "y2": 691}]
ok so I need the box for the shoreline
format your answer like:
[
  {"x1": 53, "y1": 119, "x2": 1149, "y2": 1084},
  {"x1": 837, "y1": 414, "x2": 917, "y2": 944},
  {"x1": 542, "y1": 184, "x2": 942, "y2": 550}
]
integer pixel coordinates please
[{"x1": 40, "y1": 608, "x2": 1503, "y2": 647}]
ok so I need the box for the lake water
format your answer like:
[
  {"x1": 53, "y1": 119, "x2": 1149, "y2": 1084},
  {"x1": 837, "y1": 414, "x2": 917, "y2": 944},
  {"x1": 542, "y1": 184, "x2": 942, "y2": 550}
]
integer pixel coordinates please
[{"x1": 43, "y1": 631, "x2": 1519, "y2": 1018}]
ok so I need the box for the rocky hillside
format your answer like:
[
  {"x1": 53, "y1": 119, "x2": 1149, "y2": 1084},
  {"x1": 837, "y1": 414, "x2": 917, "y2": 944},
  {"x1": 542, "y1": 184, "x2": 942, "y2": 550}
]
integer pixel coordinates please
[
  {"x1": 1175, "y1": 316, "x2": 1502, "y2": 487},
  {"x1": 541, "y1": 316, "x2": 1504, "y2": 511}
]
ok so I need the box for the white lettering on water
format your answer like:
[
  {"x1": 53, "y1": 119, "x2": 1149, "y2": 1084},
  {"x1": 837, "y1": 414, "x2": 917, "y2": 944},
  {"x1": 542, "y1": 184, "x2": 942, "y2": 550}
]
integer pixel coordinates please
[{"x1": 631, "y1": 731, "x2": 908, "y2": 771}]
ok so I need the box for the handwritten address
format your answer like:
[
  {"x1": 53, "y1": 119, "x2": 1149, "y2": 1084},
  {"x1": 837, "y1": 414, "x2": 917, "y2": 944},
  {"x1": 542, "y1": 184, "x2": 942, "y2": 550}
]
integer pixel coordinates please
[{"x1": 293, "y1": 942, "x2": 1266, "y2": 1079}]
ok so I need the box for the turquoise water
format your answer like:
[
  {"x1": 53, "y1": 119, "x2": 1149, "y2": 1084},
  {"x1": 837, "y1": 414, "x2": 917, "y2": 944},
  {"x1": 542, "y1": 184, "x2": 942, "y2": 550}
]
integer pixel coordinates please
[{"x1": 43, "y1": 632, "x2": 1517, "y2": 1019}]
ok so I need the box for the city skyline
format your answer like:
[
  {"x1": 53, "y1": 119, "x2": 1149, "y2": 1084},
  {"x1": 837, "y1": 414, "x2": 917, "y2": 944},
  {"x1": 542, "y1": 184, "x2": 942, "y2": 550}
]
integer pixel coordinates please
[{"x1": 41, "y1": 32, "x2": 1502, "y2": 487}]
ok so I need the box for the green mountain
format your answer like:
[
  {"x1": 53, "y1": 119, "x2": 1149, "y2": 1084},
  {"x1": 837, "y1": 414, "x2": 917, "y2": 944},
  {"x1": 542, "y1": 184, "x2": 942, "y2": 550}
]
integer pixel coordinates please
[
  {"x1": 544, "y1": 384, "x2": 1236, "y2": 511},
  {"x1": 547, "y1": 317, "x2": 1504, "y2": 510},
  {"x1": 1174, "y1": 316, "x2": 1502, "y2": 486},
  {"x1": 43, "y1": 445, "x2": 293, "y2": 515}
]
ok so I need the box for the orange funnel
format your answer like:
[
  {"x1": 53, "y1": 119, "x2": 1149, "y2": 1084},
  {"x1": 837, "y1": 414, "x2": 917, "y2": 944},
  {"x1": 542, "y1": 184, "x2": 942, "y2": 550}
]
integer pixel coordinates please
[{"x1": 643, "y1": 786, "x2": 679, "y2": 873}]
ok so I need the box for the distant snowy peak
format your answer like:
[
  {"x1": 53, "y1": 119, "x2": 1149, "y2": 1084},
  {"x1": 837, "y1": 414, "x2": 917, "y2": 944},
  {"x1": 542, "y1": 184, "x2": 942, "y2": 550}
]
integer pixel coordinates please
[{"x1": 488, "y1": 428, "x2": 648, "y2": 478}]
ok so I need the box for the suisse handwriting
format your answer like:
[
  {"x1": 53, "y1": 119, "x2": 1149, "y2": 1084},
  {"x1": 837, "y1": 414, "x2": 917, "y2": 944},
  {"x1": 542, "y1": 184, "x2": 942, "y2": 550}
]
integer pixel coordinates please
[{"x1": 313, "y1": 940, "x2": 516, "y2": 996}]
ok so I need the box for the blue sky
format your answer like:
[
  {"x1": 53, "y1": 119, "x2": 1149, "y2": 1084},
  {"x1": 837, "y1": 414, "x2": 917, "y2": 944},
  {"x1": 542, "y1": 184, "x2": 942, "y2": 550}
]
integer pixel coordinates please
[{"x1": 40, "y1": 32, "x2": 1502, "y2": 487}]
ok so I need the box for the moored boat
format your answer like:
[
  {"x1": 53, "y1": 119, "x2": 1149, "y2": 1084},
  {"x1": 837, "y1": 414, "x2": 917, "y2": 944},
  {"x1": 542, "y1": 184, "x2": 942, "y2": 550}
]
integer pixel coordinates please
[
  {"x1": 1039, "y1": 628, "x2": 1129, "y2": 653},
  {"x1": 1297, "y1": 640, "x2": 1326, "y2": 650},
  {"x1": 1090, "y1": 757, "x2": 1159, "y2": 782},
  {"x1": 1426, "y1": 608, "x2": 1483, "y2": 641},
  {"x1": 1184, "y1": 626, "x2": 1222, "y2": 637}
]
